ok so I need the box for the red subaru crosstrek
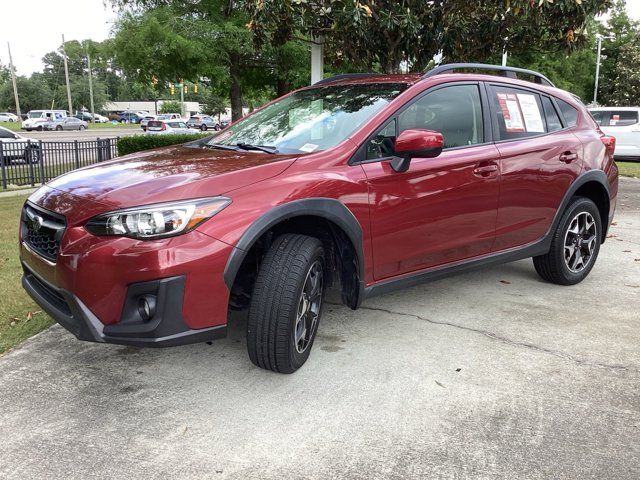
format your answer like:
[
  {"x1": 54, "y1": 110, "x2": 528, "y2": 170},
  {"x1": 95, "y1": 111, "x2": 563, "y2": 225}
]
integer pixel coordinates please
[{"x1": 20, "y1": 64, "x2": 618, "y2": 373}]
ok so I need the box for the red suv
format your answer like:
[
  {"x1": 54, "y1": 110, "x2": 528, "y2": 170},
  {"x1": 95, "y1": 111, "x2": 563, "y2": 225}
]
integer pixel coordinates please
[{"x1": 20, "y1": 64, "x2": 618, "y2": 373}]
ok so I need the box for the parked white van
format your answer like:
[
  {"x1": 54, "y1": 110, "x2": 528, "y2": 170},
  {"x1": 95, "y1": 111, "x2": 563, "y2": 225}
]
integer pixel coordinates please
[
  {"x1": 589, "y1": 106, "x2": 640, "y2": 161},
  {"x1": 22, "y1": 110, "x2": 68, "y2": 131}
]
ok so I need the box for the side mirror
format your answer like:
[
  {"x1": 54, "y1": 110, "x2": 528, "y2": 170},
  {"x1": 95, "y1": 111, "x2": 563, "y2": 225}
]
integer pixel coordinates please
[{"x1": 390, "y1": 129, "x2": 444, "y2": 173}]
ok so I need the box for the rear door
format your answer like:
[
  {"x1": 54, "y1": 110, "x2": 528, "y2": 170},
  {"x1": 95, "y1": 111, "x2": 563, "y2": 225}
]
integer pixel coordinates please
[
  {"x1": 487, "y1": 84, "x2": 583, "y2": 251},
  {"x1": 360, "y1": 82, "x2": 501, "y2": 280}
]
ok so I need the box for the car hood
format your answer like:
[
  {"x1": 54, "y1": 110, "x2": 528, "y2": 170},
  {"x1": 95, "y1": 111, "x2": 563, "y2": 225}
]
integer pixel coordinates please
[{"x1": 45, "y1": 144, "x2": 299, "y2": 209}]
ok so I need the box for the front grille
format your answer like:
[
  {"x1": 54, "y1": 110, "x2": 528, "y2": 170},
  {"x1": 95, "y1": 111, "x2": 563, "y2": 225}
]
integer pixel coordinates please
[
  {"x1": 22, "y1": 203, "x2": 66, "y2": 262},
  {"x1": 26, "y1": 270, "x2": 72, "y2": 316}
]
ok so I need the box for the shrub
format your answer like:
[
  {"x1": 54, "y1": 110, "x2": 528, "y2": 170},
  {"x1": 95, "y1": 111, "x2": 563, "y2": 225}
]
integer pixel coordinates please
[
  {"x1": 117, "y1": 133, "x2": 209, "y2": 156},
  {"x1": 159, "y1": 100, "x2": 183, "y2": 114}
]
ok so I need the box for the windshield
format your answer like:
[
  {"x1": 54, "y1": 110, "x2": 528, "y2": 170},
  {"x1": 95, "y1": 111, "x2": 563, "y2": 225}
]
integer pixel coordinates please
[{"x1": 209, "y1": 83, "x2": 408, "y2": 154}]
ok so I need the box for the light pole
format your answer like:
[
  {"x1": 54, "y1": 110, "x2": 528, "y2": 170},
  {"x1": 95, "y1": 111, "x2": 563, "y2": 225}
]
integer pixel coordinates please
[{"x1": 593, "y1": 34, "x2": 614, "y2": 106}]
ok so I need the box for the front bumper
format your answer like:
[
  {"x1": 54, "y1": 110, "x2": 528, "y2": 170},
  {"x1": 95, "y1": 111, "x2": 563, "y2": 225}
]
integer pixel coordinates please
[{"x1": 22, "y1": 265, "x2": 226, "y2": 347}]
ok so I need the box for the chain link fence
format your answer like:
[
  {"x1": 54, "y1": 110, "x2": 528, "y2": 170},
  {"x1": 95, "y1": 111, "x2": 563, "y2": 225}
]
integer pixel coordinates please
[{"x1": 0, "y1": 138, "x2": 119, "y2": 190}]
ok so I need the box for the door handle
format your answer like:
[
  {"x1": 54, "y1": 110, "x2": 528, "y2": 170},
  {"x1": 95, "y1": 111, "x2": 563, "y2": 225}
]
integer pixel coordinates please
[
  {"x1": 559, "y1": 152, "x2": 578, "y2": 163},
  {"x1": 473, "y1": 164, "x2": 498, "y2": 177}
]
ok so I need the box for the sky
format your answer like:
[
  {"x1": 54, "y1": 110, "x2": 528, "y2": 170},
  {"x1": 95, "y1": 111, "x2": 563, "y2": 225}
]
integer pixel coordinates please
[{"x1": 1, "y1": 0, "x2": 639, "y2": 76}]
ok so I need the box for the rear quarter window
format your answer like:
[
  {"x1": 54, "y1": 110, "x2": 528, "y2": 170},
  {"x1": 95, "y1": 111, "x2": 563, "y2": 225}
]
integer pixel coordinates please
[
  {"x1": 608, "y1": 111, "x2": 639, "y2": 126},
  {"x1": 557, "y1": 99, "x2": 579, "y2": 127}
]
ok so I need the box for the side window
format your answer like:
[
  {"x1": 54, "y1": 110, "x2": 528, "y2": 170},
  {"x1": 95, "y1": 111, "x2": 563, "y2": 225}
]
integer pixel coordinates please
[
  {"x1": 489, "y1": 85, "x2": 547, "y2": 140},
  {"x1": 557, "y1": 99, "x2": 579, "y2": 127},
  {"x1": 609, "y1": 111, "x2": 639, "y2": 126},
  {"x1": 0, "y1": 129, "x2": 14, "y2": 139},
  {"x1": 541, "y1": 96, "x2": 563, "y2": 132},
  {"x1": 366, "y1": 119, "x2": 396, "y2": 160},
  {"x1": 590, "y1": 110, "x2": 606, "y2": 126},
  {"x1": 398, "y1": 84, "x2": 484, "y2": 149}
]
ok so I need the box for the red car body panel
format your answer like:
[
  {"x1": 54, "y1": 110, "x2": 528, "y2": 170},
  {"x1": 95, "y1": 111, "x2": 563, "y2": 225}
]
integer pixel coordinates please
[{"x1": 19, "y1": 70, "x2": 618, "y2": 347}]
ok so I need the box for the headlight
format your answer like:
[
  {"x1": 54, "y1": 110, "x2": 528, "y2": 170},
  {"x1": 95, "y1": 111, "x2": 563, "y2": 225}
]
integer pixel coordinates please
[{"x1": 85, "y1": 197, "x2": 230, "y2": 239}]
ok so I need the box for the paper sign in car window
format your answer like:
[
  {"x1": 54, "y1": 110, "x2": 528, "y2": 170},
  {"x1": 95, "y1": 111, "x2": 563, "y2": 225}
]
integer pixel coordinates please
[
  {"x1": 497, "y1": 93, "x2": 525, "y2": 132},
  {"x1": 299, "y1": 143, "x2": 318, "y2": 152},
  {"x1": 517, "y1": 94, "x2": 545, "y2": 133},
  {"x1": 611, "y1": 114, "x2": 620, "y2": 126}
]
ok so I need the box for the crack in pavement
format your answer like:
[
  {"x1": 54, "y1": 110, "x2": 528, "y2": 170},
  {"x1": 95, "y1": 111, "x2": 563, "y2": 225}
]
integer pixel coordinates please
[{"x1": 328, "y1": 302, "x2": 635, "y2": 372}]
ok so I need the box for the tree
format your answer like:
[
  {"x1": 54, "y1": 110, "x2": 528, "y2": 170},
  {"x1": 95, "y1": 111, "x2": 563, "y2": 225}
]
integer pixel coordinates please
[
  {"x1": 0, "y1": 74, "x2": 54, "y2": 112},
  {"x1": 608, "y1": 39, "x2": 640, "y2": 106},
  {"x1": 202, "y1": 92, "x2": 227, "y2": 119},
  {"x1": 159, "y1": 100, "x2": 182, "y2": 113},
  {"x1": 249, "y1": 0, "x2": 613, "y2": 74},
  {"x1": 597, "y1": 0, "x2": 640, "y2": 104}
]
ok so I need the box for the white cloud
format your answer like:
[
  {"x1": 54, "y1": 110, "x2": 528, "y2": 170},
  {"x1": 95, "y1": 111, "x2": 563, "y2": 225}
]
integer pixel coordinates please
[{"x1": 0, "y1": 0, "x2": 118, "y2": 75}]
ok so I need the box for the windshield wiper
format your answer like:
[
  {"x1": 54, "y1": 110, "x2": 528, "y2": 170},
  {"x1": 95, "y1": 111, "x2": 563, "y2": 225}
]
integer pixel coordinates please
[
  {"x1": 236, "y1": 143, "x2": 279, "y2": 154},
  {"x1": 204, "y1": 143, "x2": 240, "y2": 151}
]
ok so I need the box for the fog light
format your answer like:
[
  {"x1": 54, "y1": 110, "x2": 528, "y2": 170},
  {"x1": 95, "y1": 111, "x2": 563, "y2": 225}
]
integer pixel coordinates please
[{"x1": 137, "y1": 295, "x2": 157, "y2": 322}]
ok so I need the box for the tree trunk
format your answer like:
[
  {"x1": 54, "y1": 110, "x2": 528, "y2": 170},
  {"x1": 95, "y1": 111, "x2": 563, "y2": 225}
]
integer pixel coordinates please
[
  {"x1": 229, "y1": 54, "x2": 243, "y2": 121},
  {"x1": 277, "y1": 78, "x2": 290, "y2": 97}
]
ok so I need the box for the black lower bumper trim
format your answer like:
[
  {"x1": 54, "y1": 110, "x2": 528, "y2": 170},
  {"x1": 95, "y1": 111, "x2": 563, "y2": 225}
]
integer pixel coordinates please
[{"x1": 22, "y1": 265, "x2": 226, "y2": 348}]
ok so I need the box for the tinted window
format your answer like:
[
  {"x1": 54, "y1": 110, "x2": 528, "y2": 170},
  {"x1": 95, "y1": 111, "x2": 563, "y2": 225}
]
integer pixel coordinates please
[
  {"x1": 608, "y1": 111, "x2": 639, "y2": 126},
  {"x1": 398, "y1": 84, "x2": 483, "y2": 149},
  {"x1": 0, "y1": 129, "x2": 15, "y2": 139},
  {"x1": 366, "y1": 119, "x2": 397, "y2": 160},
  {"x1": 590, "y1": 110, "x2": 605, "y2": 125},
  {"x1": 557, "y1": 99, "x2": 579, "y2": 127},
  {"x1": 489, "y1": 86, "x2": 547, "y2": 140},
  {"x1": 541, "y1": 96, "x2": 563, "y2": 132}
]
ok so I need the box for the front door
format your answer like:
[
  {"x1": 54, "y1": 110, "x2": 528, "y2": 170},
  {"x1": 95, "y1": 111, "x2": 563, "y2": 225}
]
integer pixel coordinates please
[{"x1": 359, "y1": 83, "x2": 501, "y2": 280}]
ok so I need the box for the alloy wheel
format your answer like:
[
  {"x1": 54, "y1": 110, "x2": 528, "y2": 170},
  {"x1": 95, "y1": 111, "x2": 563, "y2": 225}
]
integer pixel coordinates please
[
  {"x1": 294, "y1": 260, "x2": 323, "y2": 354},
  {"x1": 563, "y1": 211, "x2": 597, "y2": 273}
]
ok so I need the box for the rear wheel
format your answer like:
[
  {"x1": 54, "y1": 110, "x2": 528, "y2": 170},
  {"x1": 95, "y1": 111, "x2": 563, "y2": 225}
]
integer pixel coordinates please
[
  {"x1": 533, "y1": 197, "x2": 602, "y2": 285},
  {"x1": 201, "y1": 124, "x2": 208, "y2": 131},
  {"x1": 247, "y1": 234, "x2": 325, "y2": 373},
  {"x1": 55, "y1": 125, "x2": 63, "y2": 131}
]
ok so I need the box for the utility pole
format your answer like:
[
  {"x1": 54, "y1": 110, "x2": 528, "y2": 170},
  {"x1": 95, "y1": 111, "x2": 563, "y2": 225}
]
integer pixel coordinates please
[
  {"x1": 7, "y1": 42, "x2": 21, "y2": 116},
  {"x1": 61, "y1": 34, "x2": 73, "y2": 114},
  {"x1": 310, "y1": 36, "x2": 324, "y2": 85},
  {"x1": 593, "y1": 35, "x2": 604, "y2": 106},
  {"x1": 87, "y1": 48, "x2": 95, "y2": 123},
  {"x1": 180, "y1": 79, "x2": 185, "y2": 118}
]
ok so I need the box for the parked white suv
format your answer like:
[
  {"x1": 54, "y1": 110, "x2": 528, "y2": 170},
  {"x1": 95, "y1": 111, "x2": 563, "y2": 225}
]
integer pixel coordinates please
[{"x1": 589, "y1": 107, "x2": 640, "y2": 161}]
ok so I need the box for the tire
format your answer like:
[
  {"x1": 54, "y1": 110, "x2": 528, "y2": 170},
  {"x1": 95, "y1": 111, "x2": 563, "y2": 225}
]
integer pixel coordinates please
[
  {"x1": 55, "y1": 125, "x2": 62, "y2": 131},
  {"x1": 533, "y1": 196, "x2": 602, "y2": 285},
  {"x1": 79, "y1": 125, "x2": 86, "y2": 131},
  {"x1": 247, "y1": 234, "x2": 326, "y2": 373},
  {"x1": 201, "y1": 124, "x2": 208, "y2": 131},
  {"x1": 36, "y1": 126, "x2": 43, "y2": 131}
]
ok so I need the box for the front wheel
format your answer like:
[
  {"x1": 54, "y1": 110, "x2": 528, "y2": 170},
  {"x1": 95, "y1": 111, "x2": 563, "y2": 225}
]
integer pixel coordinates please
[
  {"x1": 247, "y1": 234, "x2": 325, "y2": 373},
  {"x1": 55, "y1": 125, "x2": 63, "y2": 131},
  {"x1": 533, "y1": 196, "x2": 602, "y2": 285}
]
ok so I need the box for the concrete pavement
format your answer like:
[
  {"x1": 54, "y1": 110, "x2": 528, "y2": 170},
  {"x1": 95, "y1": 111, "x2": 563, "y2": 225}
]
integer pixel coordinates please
[{"x1": 0, "y1": 178, "x2": 638, "y2": 479}]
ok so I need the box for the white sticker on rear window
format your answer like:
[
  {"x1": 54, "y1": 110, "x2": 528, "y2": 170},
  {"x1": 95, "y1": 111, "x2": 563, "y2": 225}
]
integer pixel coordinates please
[
  {"x1": 517, "y1": 94, "x2": 545, "y2": 133},
  {"x1": 299, "y1": 143, "x2": 318, "y2": 152},
  {"x1": 497, "y1": 93, "x2": 525, "y2": 132}
]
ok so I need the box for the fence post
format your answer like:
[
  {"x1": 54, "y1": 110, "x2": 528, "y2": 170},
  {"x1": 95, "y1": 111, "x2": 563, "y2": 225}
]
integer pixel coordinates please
[
  {"x1": 105, "y1": 138, "x2": 112, "y2": 161},
  {"x1": 116, "y1": 136, "x2": 120, "y2": 157},
  {"x1": 0, "y1": 143, "x2": 6, "y2": 190},
  {"x1": 38, "y1": 140, "x2": 45, "y2": 184},
  {"x1": 97, "y1": 137, "x2": 103, "y2": 162},
  {"x1": 74, "y1": 140, "x2": 80, "y2": 169},
  {"x1": 26, "y1": 139, "x2": 36, "y2": 186}
]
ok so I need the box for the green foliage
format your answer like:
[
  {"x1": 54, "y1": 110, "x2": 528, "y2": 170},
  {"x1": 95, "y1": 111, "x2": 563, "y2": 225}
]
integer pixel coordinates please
[
  {"x1": 117, "y1": 133, "x2": 208, "y2": 155},
  {"x1": 250, "y1": 0, "x2": 613, "y2": 73},
  {"x1": 159, "y1": 100, "x2": 182, "y2": 113},
  {"x1": 202, "y1": 92, "x2": 227, "y2": 117},
  {"x1": 0, "y1": 74, "x2": 54, "y2": 112},
  {"x1": 608, "y1": 39, "x2": 640, "y2": 106}
]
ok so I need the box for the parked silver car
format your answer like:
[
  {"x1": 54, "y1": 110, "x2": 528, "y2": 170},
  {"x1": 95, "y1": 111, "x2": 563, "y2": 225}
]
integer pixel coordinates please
[
  {"x1": 42, "y1": 117, "x2": 88, "y2": 131},
  {"x1": 186, "y1": 114, "x2": 220, "y2": 131}
]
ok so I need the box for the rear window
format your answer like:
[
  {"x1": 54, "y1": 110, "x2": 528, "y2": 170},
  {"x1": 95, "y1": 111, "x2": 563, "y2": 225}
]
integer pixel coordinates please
[
  {"x1": 608, "y1": 111, "x2": 639, "y2": 126},
  {"x1": 147, "y1": 121, "x2": 163, "y2": 128},
  {"x1": 557, "y1": 99, "x2": 579, "y2": 127}
]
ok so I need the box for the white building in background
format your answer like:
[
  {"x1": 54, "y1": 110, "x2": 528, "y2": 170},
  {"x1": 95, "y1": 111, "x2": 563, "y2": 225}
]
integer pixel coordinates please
[{"x1": 103, "y1": 100, "x2": 202, "y2": 116}]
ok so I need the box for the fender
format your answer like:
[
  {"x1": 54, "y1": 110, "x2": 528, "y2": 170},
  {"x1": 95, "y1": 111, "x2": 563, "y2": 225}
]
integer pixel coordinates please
[
  {"x1": 549, "y1": 169, "x2": 611, "y2": 242},
  {"x1": 223, "y1": 198, "x2": 365, "y2": 296}
]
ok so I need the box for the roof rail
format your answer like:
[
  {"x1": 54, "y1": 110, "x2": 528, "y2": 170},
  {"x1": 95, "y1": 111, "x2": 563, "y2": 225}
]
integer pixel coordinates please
[
  {"x1": 423, "y1": 63, "x2": 555, "y2": 88},
  {"x1": 313, "y1": 73, "x2": 376, "y2": 86}
]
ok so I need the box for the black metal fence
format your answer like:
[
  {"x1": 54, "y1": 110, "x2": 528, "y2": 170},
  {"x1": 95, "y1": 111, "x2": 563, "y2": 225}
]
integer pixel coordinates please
[{"x1": 0, "y1": 138, "x2": 119, "y2": 189}]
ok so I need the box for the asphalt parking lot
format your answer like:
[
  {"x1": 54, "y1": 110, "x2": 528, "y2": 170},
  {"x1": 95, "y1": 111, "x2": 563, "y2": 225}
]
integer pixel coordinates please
[
  {"x1": 20, "y1": 126, "x2": 141, "y2": 141},
  {"x1": 1, "y1": 178, "x2": 638, "y2": 479}
]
